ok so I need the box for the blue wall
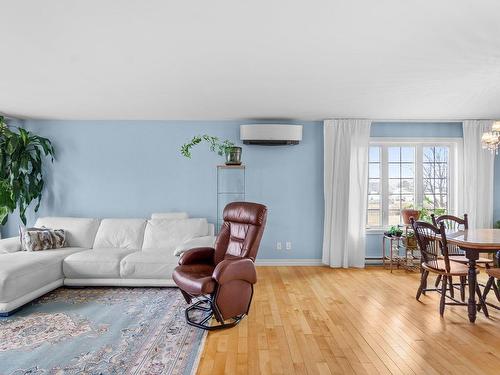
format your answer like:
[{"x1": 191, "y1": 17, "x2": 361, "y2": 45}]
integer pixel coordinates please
[
  {"x1": 2, "y1": 119, "x2": 499, "y2": 261},
  {"x1": 0, "y1": 120, "x2": 324, "y2": 260},
  {"x1": 370, "y1": 122, "x2": 463, "y2": 138}
]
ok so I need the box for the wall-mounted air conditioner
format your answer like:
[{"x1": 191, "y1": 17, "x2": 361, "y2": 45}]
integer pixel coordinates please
[{"x1": 240, "y1": 124, "x2": 303, "y2": 145}]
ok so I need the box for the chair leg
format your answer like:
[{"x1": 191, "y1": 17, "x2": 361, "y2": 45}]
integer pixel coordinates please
[
  {"x1": 435, "y1": 274, "x2": 442, "y2": 288},
  {"x1": 448, "y1": 276, "x2": 454, "y2": 299},
  {"x1": 475, "y1": 284, "x2": 489, "y2": 318},
  {"x1": 423, "y1": 270, "x2": 428, "y2": 294},
  {"x1": 440, "y1": 276, "x2": 448, "y2": 316},
  {"x1": 416, "y1": 270, "x2": 429, "y2": 300},
  {"x1": 459, "y1": 276, "x2": 466, "y2": 302},
  {"x1": 482, "y1": 276, "x2": 494, "y2": 302},
  {"x1": 493, "y1": 280, "x2": 500, "y2": 302}
]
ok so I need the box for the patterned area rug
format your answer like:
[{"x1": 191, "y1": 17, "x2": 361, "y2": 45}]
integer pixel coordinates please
[{"x1": 0, "y1": 287, "x2": 206, "y2": 375}]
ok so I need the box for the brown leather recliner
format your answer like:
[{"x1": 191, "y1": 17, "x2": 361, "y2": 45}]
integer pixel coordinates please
[{"x1": 172, "y1": 202, "x2": 267, "y2": 330}]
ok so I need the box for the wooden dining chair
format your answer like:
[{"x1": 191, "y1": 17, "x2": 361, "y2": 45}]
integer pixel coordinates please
[
  {"x1": 482, "y1": 268, "x2": 500, "y2": 304},
  {"x1": 411, "y1": 218, "x2": 489, "y2": 317},
  {"x1": 431, "y1": 214, "x2": 494, "y2": 301}
]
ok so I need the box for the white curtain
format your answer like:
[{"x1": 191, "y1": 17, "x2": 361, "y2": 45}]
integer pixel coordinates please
[
  {"x1": 323, "y1": 119, "x2": 371, "y2": 268},
  {"x1": 461, "y1": 120, "x2": 495, "y2": 228}
]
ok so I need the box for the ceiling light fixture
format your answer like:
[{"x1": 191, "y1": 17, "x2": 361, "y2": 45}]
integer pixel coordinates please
[{"x1": 481, "y1": 121, "x2": 500, "y2": 154}]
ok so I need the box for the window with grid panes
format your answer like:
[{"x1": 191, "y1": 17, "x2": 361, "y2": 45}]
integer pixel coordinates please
[{"x1": 367, "y1": 140, "x2": 456, "y2": 228}]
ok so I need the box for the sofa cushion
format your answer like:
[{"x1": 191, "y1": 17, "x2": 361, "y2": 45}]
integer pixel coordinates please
[
  {"x1": 0, "y1": 237, "x2": 22, "y2": 253},
  {"x1": 120, "y1": 251, "x2": 179, "y2": 279},
  {"x1": 0, "y1": 248, "x2": 86, "y2": 303},
  {"x1": 20, "y1": 226, "x2": 66, "y2": 252},
  {"x1": 142, "y1": 218, "x2": 209, "y2": 252},
  {"x1": 63, "y1": 248, "x2": 137, "y2": 278},
  {"x1": 93, "y1": 219, "x2": 146, "y2": 250},
  {"x1": 151, "y1": 212, "x2": 189, "y2": 220},
  {"x1": 35, "y1": 217, "x2": 100, "y2": 248}
]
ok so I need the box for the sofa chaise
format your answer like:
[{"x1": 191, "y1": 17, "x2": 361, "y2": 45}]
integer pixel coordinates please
[{"x1": 0, "y1": 213, "x2": 215, "y2": 316}]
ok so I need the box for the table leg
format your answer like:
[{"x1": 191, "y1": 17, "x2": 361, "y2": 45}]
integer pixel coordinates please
[
  {"x1": 390, "y1": 238, "x2": 393, "y2": 273},
  {"x1": 382, "y1": 237, "x2": 385, "y2": 269},
  {"x1": 465, "y1": 249, "x2": 479, "y2": 323}
]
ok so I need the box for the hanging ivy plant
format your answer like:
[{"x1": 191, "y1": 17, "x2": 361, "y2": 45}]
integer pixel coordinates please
[
  {"x1": 180, "y1": 135, "x2": 235, "y2": 158},
  {"x1": 0, "y1": 116, "x2": 55, "y2": 224}
]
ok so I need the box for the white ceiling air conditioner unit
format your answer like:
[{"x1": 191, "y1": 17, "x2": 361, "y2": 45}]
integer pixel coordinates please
[{"x1": 240, "y1": 124, "x2": 303, "y2": 145}]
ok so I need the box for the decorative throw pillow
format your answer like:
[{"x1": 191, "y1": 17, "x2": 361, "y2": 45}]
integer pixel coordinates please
[{"x1": 19, "y1": 226, "x2": 66, "y2": 252}]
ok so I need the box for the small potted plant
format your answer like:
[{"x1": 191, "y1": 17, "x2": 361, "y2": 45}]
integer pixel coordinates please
[
  {"x1": 384, "y1": 226, "x2": 403, "y2": 237},
  {"x1": 180, "y1": 135, "x2": 242, "y2": 165},
  {"x1": 403, "y1": 230, "x2": 417, "y2": 249}
]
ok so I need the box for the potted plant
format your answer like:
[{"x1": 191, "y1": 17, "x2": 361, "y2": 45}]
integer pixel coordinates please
[
  {"x1": 401, "y1": 206, "x2": 420, "y2": 224},
  {"x1": 384, "y1": 226, "x2": 403, "y2": 237},
  {"x1": 180, "y1": 135, "x2": 242, "y2": 165},
  {"x1": 0, "y1": 116, "x2": 55, "y2": 224},
  {"x1": 403, "y1": 230, "x2": 417, "y2": 249}
]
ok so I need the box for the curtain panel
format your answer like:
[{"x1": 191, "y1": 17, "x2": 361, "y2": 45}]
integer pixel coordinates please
[
  {"x1": 461, "y1": 120, "x2": 495, "y2": 228},
  {"x1": 322, "y1": 119, "x2": 371, "y2": 268}
]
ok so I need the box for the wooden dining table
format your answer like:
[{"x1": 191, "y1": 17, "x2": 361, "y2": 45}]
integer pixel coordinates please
[{"x1": 446, "y1": 229, "x2": 500, "y2": 323}]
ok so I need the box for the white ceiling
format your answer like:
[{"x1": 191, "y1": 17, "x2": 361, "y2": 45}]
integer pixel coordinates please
[{"x1": 1, "y1": 1, "x2": 500, "y2": 120}]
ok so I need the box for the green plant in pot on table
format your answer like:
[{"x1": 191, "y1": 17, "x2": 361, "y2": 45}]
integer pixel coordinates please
[
  {"x1": 384, "y1": 226, "x2": 403, "y2": 237},
  {"x1": 0, "y1": 116, "x2": 55, "y2": 224},
  {"x1": 180, "y1": 135, "x2": 242, "y2": 165}
]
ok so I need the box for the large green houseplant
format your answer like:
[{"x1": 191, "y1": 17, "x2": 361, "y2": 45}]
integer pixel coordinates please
[{"x1": 0, "y1": 116, "x2": 55, "y2": 224}]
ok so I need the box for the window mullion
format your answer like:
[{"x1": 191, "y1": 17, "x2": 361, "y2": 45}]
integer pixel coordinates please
[
  {"x1": 448, "y1": 143, "x2": 456, "y2": 215},
  {"x1": 381, "y1": 146, "x2": 389, "y2": 226},
  {"x1": 415, "y1": 144, "x2": 423, "y2": 207}
]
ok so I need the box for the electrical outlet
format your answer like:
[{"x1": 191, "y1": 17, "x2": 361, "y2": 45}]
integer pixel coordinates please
[
  {"x1": 286, "y1": 241, "x2": 292, "y2": 250},
  {"x1": 276, "y1": 241, "x2": 282, "y2": 250}
]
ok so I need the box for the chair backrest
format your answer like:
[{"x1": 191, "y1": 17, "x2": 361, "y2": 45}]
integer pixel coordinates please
[
  {"x1": 431, "y1": 214, "x2": 467, "y2": 256},
  {"x1": 431, "y1": 214, "x2": 468, "y2": 231},
  {"x1": 411, "y1": 218, "x2": 450, "y2": 273},
  {"x1": 213, "y1": 202, "x2": 268, "y2": 264}
]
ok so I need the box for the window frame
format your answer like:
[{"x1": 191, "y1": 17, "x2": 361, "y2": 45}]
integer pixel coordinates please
[{"x1": 366, "y1": 137, "x2": 461, "y2": 232}]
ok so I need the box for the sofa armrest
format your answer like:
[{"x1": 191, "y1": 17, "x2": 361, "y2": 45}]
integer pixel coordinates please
[
  {"x1": 0, "y1": 236, "x2": 22, "y2": 253},
  {"x1": 178, "y1": 247, "x2": 215, "y2": 265},
  {"x1": 213, "y1": 258, "x2": 257, "y2": 285},
  {"x1": 174, "y1": 236, "x2": 216, "y2": 256}
]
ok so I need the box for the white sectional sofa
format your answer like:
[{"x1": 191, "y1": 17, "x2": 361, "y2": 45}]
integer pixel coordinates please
[{"x1": 0, "y1": 214, "x2": 215, "y2": 315}]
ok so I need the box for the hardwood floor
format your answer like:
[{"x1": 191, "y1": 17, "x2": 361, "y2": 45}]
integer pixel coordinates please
[{"x1": 197, "y1": 266, "x2": 500, "y2": 375}]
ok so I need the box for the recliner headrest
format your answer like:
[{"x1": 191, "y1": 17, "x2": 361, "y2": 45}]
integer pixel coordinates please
[{"x1": 223, "y1": 202, "x2": 267, "y2": 226}]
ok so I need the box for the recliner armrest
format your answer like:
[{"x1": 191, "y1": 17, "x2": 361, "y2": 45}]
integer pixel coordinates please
[
  {"x1": 0, "y1": 236, "x2": 22, "y2": 253},
  {"x1": 213, "y1": 258, "x2": 257, "y2": 285},
  {"x1": 178, "y1": 247, "x2": 215, "y2": 265}
]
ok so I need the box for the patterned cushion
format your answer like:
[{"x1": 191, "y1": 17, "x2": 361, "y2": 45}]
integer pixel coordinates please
[{"x1": 19, "y1": 226, "x2": 66, "y2": 252}]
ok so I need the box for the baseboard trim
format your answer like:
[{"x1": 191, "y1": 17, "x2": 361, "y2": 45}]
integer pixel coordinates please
[
  {"x1": 256, "y1": 259, "x2": 383, "y2": 266},
  {"x1": 365, "y1": 258, "x2": 384, "y2": 265},
  {"x1": 255, "y1": 259, "x2": 323, "y2": 266}
]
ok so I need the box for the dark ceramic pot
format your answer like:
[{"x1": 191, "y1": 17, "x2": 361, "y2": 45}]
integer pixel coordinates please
[{"x1": 225, "y1": 147, "x2": 242, "y2": 165}]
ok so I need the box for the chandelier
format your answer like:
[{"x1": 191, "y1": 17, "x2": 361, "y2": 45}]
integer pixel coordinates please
[{"x1": 481, "y1": 121, "x2": 500, "y2": 154}]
